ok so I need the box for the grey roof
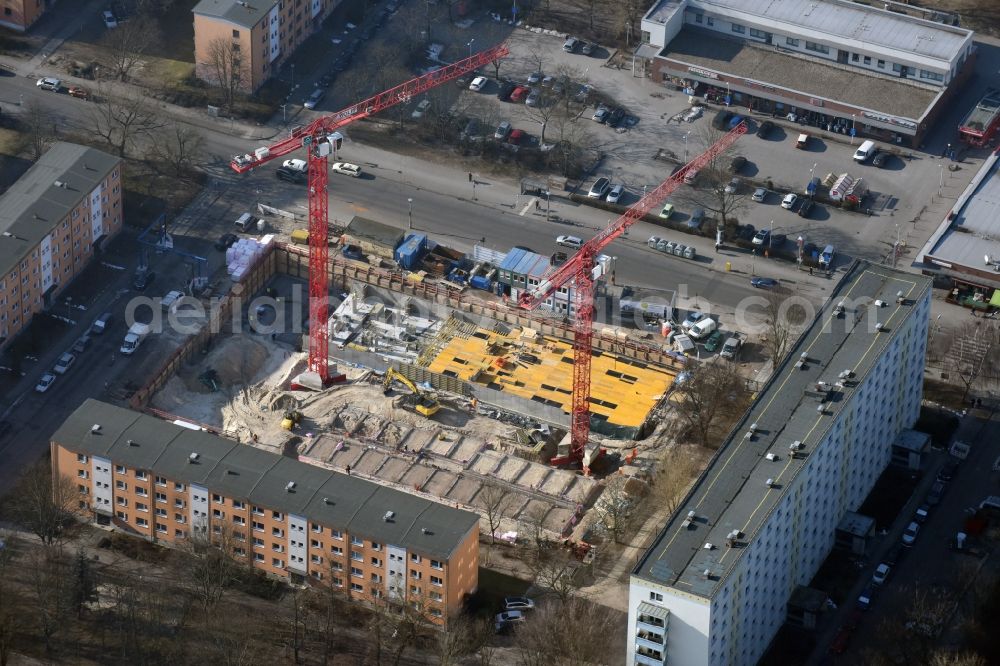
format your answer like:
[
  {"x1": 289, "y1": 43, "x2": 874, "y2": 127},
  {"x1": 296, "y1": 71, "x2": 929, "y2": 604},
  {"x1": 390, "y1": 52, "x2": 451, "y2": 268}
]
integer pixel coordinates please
[
  {"x1": 633, "y1": 261, "x2": 931, "y2": 598},
  {"x1": 346, "y1": 216, "x2": 405, "y2": 250},
  {"x1": 54, "y1": 400, "x2": 480, "y2": 560},
  {"x1": 192, "y1": 0, "x2": 275, "y2": 29},
  {"x1": 923, "y1": 156, "x2": 1000, "y2": 277},
  {"x1": 660, "y1": 29, "x2": 938, "y2": 120},
  {"x1": 0, "y1": 143, "x2": 119, "y2": 283},
  {"x1": 837, "y1": 511, "x2": 875, "y2": 537},
  {"x1": 699, "y1": 0, "x2": 971, "y2": 65},
  {"x1": 893, "y1": 429, "x2": 930, "y2": 453}
]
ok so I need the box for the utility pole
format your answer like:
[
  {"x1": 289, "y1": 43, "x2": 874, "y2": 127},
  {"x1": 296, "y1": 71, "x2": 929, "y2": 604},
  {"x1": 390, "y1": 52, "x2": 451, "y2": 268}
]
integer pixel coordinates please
[{"x1": 407, "y1": 198, "x2": 413, "y2": 229}]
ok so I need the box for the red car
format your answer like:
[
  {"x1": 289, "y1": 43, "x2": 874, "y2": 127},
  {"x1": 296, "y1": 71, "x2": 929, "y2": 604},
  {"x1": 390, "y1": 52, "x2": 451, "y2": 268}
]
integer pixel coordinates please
[
  {"x1": 510, "y1": 86, "x2": 529, "y2": 103},
  {"x1": 508, "y1": 129, "x2": 525, "y2": 145}
]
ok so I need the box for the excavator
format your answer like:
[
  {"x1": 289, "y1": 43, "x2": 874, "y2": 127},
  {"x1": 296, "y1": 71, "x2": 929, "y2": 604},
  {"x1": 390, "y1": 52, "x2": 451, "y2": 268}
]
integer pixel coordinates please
[{"x1": 382, "y1": 369, "x2": 441, "y2": 418}]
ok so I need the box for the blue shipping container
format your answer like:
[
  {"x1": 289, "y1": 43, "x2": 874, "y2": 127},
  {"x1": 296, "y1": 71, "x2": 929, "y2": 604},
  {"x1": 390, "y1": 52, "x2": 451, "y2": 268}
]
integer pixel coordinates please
[
  {"x1": 470, "y1": 275, "x2": 492, "y2": 291},
  {"x1": 394, "y1": 233, "x2": 428, "y2": 270}
]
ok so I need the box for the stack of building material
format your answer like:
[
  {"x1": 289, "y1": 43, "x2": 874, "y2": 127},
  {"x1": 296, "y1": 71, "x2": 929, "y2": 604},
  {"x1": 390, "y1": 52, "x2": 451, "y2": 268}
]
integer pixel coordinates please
[{"x1": 226, "y1": 235, "x2": 274, "y2": 279}]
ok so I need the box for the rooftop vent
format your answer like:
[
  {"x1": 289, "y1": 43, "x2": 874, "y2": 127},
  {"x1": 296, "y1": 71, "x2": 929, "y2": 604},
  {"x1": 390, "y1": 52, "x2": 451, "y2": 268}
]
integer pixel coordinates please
[
  {"x1": 54, "y1": 180, "x2": 65, "y2": 188},
  {"x1": 800, "y1": 352, "x2": 808, "y2": 361},
  {"x1": 765, "y1": 452, "x2": 778, "y2": 462},
  {"x1": 816, "y1": 404, "x2": 825, "y2": 414},
  {"x1": 687, "y1": 510, "x2": 696, "y2": 520},
  {"x1": 188, "y1": 452, "x2": 199, "y2": 463},
  {"x1": 90, "y1": 424, "x2": 101, "y2": 433},
  {"x1": 875, "y1": 322, "x2": 885, "y2": 332},
  {"x1": 702, "y1": 569, "x2": 711, "y2": 579},
  {"x1": 766, "y1": 478, "x2": 775, "y2": 488},
  {"x1": 789, "y1": 440, "x2": 803, "y2": 451},
  {"x1": 750, "y1": 423, "x2": 759, "y2": 433},
  {"x1": 421, "y1": 527, "x2": 431, "y2": 535},
  {"x1": 834, "y1": 301, "x2": 846, "y2": 316},
  {"x1": 285, "y1": 481, "x2": 296, "y2": 492},
  {"x1": 874, "y1": 299, "x2": 887, "y2": 308},
  {"x1": 127, "y1": 439, "x2": 137, "y2": 447},
  {"x1": 703, "y1": 542, "x2": 714, "y2": 550},
  {"x1": 383, "y1": 510, "x2": 395, "y2": 522},
  {"x1": 323, "y1": 497, "x2": 332, "y2": 505},
  {"x1": 896, "y1": 291, "x2": 905, "y2": 304},
  {"x1": 226, "y1": 469, "x2": 238, "y2": 475}
]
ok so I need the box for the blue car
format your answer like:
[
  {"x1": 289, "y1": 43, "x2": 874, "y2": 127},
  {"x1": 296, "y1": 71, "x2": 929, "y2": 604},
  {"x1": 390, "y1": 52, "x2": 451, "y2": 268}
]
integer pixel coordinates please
[{"x1": 750, "y1": 277, "x2": 778, "y2": 289}]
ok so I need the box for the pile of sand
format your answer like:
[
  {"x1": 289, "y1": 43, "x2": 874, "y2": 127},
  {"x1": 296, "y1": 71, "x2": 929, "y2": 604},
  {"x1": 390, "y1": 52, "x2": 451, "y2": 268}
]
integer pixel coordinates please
[{"x1": 178, "y1": 337, "x2": 271, "y2": 393}]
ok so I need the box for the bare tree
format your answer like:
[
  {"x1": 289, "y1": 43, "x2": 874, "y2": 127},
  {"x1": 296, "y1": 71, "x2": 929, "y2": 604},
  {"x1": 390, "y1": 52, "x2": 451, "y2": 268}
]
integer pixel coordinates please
[
  {"x1": 436, "y1": 612, "x2": 492, "y2": 666},
  {"x1": 513, "y1": 597, "x2": 623, "y2": 665},
  {"x1": 100, "y1": 16, "x2": 157, "y2": 82},
  {"x1": 149, "y1": 122, "x2": 205, "y2": 179},
  {"x1": 675, "y1": 360, "x2": 753, "y2": 447},
  {"x1": 21, "y1": 99, "x2": 53, "y2": 160},
  {"x1": 9, "y1": 461, "x2": 77, "y2": 547},
  {"x1": 650, "y1": 446, "x2": 701, "y2": 518},
  {"x1": 949, "y1": 321, "x2": 1000, "y2": 403},
  {"x1": 88, "y1": 87, "x2": 164, "y2": 157},
  {"x1": 477, "y1": 481, "x2": 512, "y2": 545},
  {"x1": 0, "y1": 532, "x2": 18, "y2": 666},
  {"x1": 28, "y1": 547, "x2": 72, "y2": 655},
  {"x1": 203, "y1": 37, "x2": 249, "y2": 112},
  {"x1": 534, "y1": 553, "x2": 579, "y2": 603},
  {"x1": 176, "y1": 524, "x2": 242, "y2": 620},
  {"x1": 595, "y1": 475, "x2": 638, "y2": 544},
  {"x1": 929, "y1": 653, "x2": 988, "y2": 666}
]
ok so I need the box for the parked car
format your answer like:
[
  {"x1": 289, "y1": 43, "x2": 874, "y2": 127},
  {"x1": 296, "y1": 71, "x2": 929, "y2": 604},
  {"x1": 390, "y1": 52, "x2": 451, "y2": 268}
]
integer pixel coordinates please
[
  {"x1": 90, "y1": 312, "x2": 113, "y2": 335},
  {"x1": 277, "y1": 167, "x2": 305, "y2": 183},
  {"x1": 902, "y1": 521, "x2": 920, "y2": 546},
  {"x1": 884, "y1": 543, "x2": 904, "y2": 566},
  {"x1": 36, "y1": 76, "x2": 61, "y2": 91},
  {"x1": 857, "y1": 584, "x2": 875, "y2": 611},
  {"x1": 552, "y1": 77, "x2": 567, "y2": 95},
  {"x1": 819, "y1": 244, "x2": 835, "y2": 269},
  {"x1": 503, "y1": 597, "x2": 535, "y2": 611},
  {"x1": 872, "y1": 563, "x2": 891, "y2": 586},
  {"x1": 525, "y1": 89, "x2": 541, "y2": 107},
  {"x1": 752, "y1": 229, "x2": 770, "y2": 246},
  {"x1": 495, "y1": 121, "x2": 512, "y2": 140},
  {"x1": 592, "y1": 106, "x2": 609, "y2": 123},
  {"x1": 588, "y1": 177, "x2": 611, "y2": 198},
  {"x1": 798, "y1": 198, "x2": 815, "y2": 218},
  {"x1": 606, "y1": 184, "x2": 625, "y2": 204},
  {"x1": 796, "y1": 132, "x2": 810, "y2": 149},
  {"x1": 926, "y1": 480, "x2": 946, "y2": 506},
  {"x1": 102, "y1": 9, "x2": 118, "y2": 28},
  {"x1": 581, "y1": 41, "x2": 594, "y2": 55},
  {"x1": 729, "y1": 155, "x2": 747, "y2": 173},
  {"x1": 35, "y1": 372, "x2": 56, "y2": 393},
  {"x1": 331, "y1": 162, "x2": 361, "y2": 177},
  {"x1": 659, "y1": 202, "x2": 674, "y2": 219},
  {"x1": 607, "y1": 107, "x2": 625, "y2": 127},
  {"x1": 724, "y1": 177, "x2": 740, "y2": 194},
  {"x1": 53, "y1": 352, "x2": 76, "y2": 375},
  {"x1": 683, "y1": 169, "x2": 699, "y2": 185},
  {"x1": 688, "y1": 208, "x2": 705, "y2": 228},
  {"x1": 757, "y1": 120, "x2": 775, "y2": 138},
  {"x1": 304, "y1": 88, "x2": 325, "y2": 109},
  {"x1": 68, "y1": 85, "x2": 90, "y2": 100},
  {"x1": 508, "y1": 129, "x2": 525, "y2": 145},
  {"x1": 682, "y1": 311, "x2": 705, "y2": 331},
  {"x1": 132, "y1": 270, "x2": 155, "y2": 291},
  {"x1": 283, "y1": 158, "x2": 307, "y2": 172},
  {"x1": 937, "y1": 460, "x2": 959, "y2": 482},
  {"x1": 750, "y1": 277, "x2": 779, "y2": 289},
  {"x1": 497, "y1": 80, "x2": 517, "y2": 101},
  {"x1": 781, "y1": 193, "x2": 799, "y2": 210},
  {"x1": 527, "y1": 72, "x2": 543, "y2": 84},
  {"x1": 469, "y1": 76, "x2": 488, "y2": 91},
  {"x1": 872, "y1": 151, "x2": 888, "y2": 167},
  {"x1": 541, "y1": 75, "x2": 554, "y2": 88},
  {"x1": 720, "y1": 336, "x2": 742, "y2": 359},
  {"x1": 914, "y1": 505, "x2": 930, "y2": 524},
  {"x1": 510, "y1": 86, "x2": 529, "y2": 103},
  {"x1": 556, "y1": 235, "x2": 583, "y2": 249},
  {"x1": 703, "y1": 330, "x2": 725, "y2": 353},
  {"x1": 573, "y1": 84, "x2": 593, "y2": 103},
  {"x1": 495, "y1": 610, "x2": 525, "y2": 632},
  {"x1": 563, "y1": 37, "x2": 579, "y2": 52},
  {"x1": 752, "y1": 187, "x2": 768, "y2": 202},
  {"x1": 411, "y1": 99, "x2": 431, "y2": 119},
  {"x1": 71, "y1": 335, "x2": 91, "y2": 354}
]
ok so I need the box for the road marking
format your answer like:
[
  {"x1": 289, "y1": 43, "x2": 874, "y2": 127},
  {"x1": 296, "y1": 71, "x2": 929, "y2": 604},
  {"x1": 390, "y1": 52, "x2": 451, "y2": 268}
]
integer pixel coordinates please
[{"x1": 519, "y1": 198, "x2": 536, "y2": 216}]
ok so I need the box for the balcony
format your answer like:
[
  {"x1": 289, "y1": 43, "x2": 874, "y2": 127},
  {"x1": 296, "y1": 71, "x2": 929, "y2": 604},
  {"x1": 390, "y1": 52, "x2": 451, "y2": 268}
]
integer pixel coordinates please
[
  {"x1": 634, "y1": 652, "x2": 666, "y2": 666},
  {"x1": 635, "y1": 634, "x2": 665, "y2": 652}
]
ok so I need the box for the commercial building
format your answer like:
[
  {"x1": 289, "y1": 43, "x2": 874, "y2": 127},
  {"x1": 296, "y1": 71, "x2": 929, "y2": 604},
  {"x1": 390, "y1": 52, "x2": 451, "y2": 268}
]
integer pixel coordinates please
[
  {"x1": 193, "y1": 0, "x2": 339, "y2": 93},
  {"x1": 0, "y1": 143, "x2": 122, "y2": 349},
  {"x1": 639, "y1": 0, "x2": 975, "y2": 146},
  {"x1": 918, "y1": 152, "x2": 1000, "y2": 300},
  {"x1": 52, "y1": 400, "x2": 480, "y2": 625},
  {"x1": 627, "y1": 261, "x2": 931, "y2": 666},
  {"x1": 0, "y1": 0, "x2": 50, "y2": 32}
]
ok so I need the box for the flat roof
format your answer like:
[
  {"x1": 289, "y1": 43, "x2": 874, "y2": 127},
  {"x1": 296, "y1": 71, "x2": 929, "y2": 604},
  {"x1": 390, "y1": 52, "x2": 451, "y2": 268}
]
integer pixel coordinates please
[
  {"x1": 0, "y1": 142, "x2": 118, "y2": 283},
  {"x1": 499, "y1": 248, "x2": 553, "y2": 278},
  {"x1": 923, "y1": 156, "x2": 1000, "y2": 273},
  {"x1": 54, "y1": 400, "x2": 479, "y2": 560},
  {"x1": 697, "y1": 0, "x2": 970, "y2": 65},
  {"x1": 424, "y1": 327, "x2": 675, "y2": 430},
  {"x1": 659, "y1": 29, "x2": 938, "y2": 120},
  {"x1": 193, "y1": 0, "x2": 274, "y2": 28},
  {"x1": 633, "y1": 261, "x2": 931, "y2": 599},
  {"x1": 346, "y1": 216, "x2": 404, "y2": 250}
]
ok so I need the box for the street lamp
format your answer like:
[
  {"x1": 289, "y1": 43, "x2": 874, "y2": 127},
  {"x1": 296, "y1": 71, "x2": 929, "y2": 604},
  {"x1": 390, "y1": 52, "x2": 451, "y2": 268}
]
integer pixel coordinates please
[
  {"x1": 809, "y1": 162, "x2": 817, "y2": 182},
  {"x1": 683, "y1": 131, "x2": 691, "y2": 162},
  {"x1": 767, "y1": 220, "x2": 773, "y2": 255},
  {"x1": 938, "y1": 164, "x2": 944, "y2": 195},
  {"x1": 467, "y1": 39, "x2": 475, "y2": 59},
  {"x1": 407, "y1": 198, "x2": 413, "y2": 230},
  {"x1": 851, "y1": 114, "x2": 857, "y2": 145},
  {"x1": 280, "y1": 104, "x2": 287, "y2": 122}
]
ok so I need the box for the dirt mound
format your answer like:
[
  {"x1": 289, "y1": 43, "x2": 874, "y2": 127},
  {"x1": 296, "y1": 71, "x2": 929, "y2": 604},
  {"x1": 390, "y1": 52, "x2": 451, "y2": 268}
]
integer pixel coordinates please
[{"x1": 180, "y1": 336, "x2": 270, "y2": 392}]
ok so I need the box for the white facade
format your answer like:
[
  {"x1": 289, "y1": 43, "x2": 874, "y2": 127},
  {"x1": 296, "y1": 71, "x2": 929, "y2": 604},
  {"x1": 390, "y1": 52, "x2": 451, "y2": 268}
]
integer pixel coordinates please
[
  {"x1": 189, "y1": 484, "x2": 210, "y2": 536},
  {"x1": 287, "y1": 513, "x2": 308, "y2": 574},
  {"x1": 91, "y1": 455, "x2": 113, "y2": 515},
  {"x1": 627, "y1": 272, "x2": 930, "y2": 666},
  {"x1": 387, "y1": 544, "x2": 407, "y2": 602}
]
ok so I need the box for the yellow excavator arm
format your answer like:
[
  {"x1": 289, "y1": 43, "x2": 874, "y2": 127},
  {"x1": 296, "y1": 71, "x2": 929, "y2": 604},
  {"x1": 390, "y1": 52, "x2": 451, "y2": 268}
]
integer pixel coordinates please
[{"x1": 383, "y1": 369, "x2": 440, "y2": 417}]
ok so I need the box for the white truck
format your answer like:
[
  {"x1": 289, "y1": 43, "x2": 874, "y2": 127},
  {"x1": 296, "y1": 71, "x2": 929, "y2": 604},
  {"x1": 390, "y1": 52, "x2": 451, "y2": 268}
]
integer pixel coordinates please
[{"x1": 120, "y1": 323, "x2": 151, "y2": 355}]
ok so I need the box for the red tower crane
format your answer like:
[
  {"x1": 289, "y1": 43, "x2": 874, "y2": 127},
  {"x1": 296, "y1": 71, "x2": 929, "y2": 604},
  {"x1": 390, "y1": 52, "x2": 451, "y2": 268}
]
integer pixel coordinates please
[
  {"x1": 517, "y1": 122, "x2": 748, "y2": 472},
  {"x1": 229, "y1": 44, "x2": 510, "y2": 384}
]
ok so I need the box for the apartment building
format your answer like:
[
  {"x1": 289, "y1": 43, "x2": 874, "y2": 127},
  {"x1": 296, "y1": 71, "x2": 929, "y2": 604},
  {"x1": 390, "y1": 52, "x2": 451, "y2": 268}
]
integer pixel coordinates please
[
  {"x1": 193, "y1": 0, "x2": 339, "y2": 93},
  {"x1": 639, "y1": 0, "x2": 975, "y2": 146},
  {"x1": 627, "y1": 261, "x2": 931, "y2": 666},
  {"x1": 52, "y1": 400, "x2": 480, "y2": 625},
  {"x1": 0, "y1": 143, "x2": 123, "y2": 349},
  {"x1": 0, "y1": 0, "x2": 49, "y2": 31}
]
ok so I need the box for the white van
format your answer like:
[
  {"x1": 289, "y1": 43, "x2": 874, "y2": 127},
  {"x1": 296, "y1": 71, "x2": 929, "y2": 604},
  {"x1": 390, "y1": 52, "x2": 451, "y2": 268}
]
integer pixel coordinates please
[
  {"x1": 854, "y1": 140, "x2": 876, "y2": 163},
  {"x1": 689, "y1": 317, "x2": 717, "y2": 340},
  {"x1": 234, "y1": 213, "x2": 255, "y2": 231},
  {"x1": 556, "y1": 235, "x2": 583, "y2": 249}
]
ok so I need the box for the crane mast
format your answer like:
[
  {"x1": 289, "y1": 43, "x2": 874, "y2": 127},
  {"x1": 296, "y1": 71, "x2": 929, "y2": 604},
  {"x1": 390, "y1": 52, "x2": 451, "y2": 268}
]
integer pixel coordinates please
[{"x1": 518, "y1": 122, "x2": 748, "y2": 471}]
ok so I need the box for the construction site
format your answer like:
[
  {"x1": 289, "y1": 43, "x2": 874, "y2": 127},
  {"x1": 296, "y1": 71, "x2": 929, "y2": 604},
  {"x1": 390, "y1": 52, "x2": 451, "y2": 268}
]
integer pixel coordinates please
[{"x1": 130, "y1": 46, "x2": 745, "y2": 555}]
